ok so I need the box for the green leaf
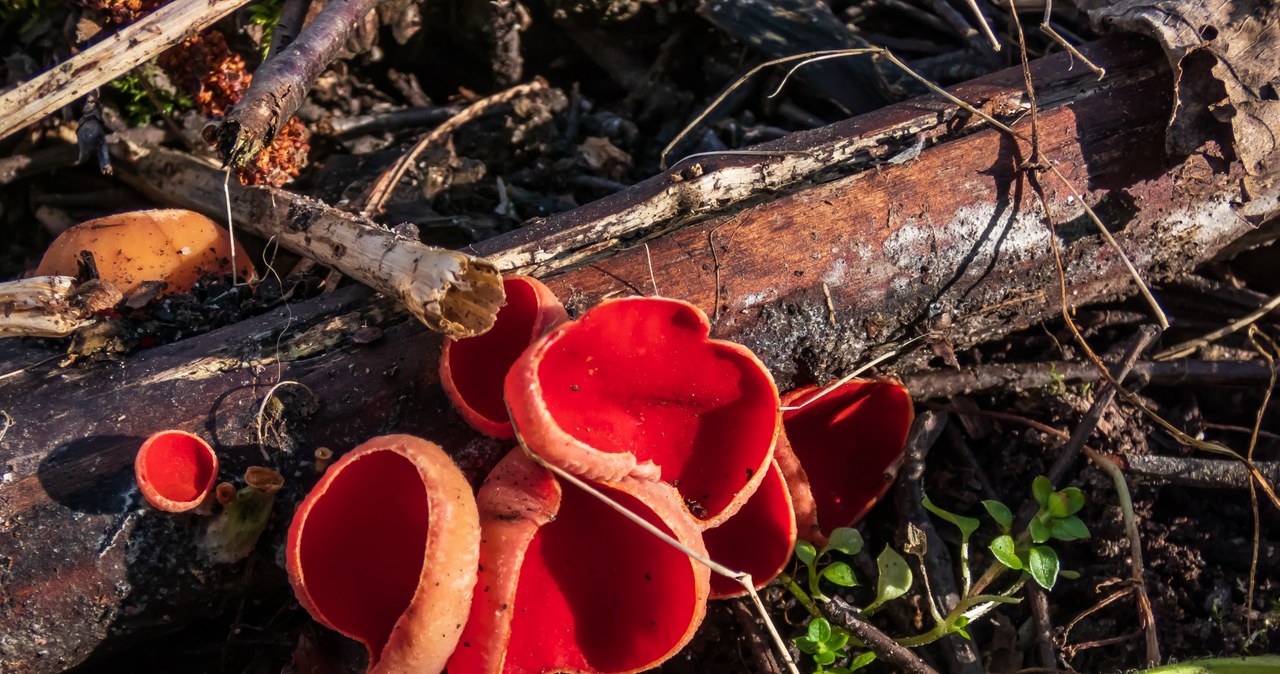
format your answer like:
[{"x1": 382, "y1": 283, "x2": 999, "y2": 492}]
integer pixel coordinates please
[
  {"x1": 955, "y1": 626, "x2": 973, "y2": 640},
  {"x1": 848, "y1": 652, "x2": 878, "y2": 671},
  {"x1": 1050, "y1": 515, "x2": 1090, "y2": 541},
  {"x1": 822, "y1": 561, "x2": 858, "y2": 587},
  {"x1": 982, "y1": 500, "x2": 1014, "y2": 532},
  {"x1": 815, "y1": 649, "x2": 837, "y2": 666},
  {"x1": 794, "y1": 636, "x2": 820, "y2": 654},
  {"x1": 1032, "y1": 476, "x2": 1054, "y2": 508},
  {"x1": 797, "y1": 540, "x2": 818, "y2": 567},
  {"x1": 867, "y1": 546, "x2": 912, "y2": 610},
  {"x1": 923, "y1": 495, "x2": 980, "y2": 543},
  {"x1": 1048, "y1": 491, "x2": 1071, "y2": 518},
  {"x1": 826, "y1": 527, "x2": 864, "y2": 556},
  {"x1": 1029, "y1": 516, "x2": 1052, "y2": 544},
  {"x1": 988, "y1": 534, "x2": 1022, "y2": 570},
  {"x1": 1060, "y1": 569, "x2": 1081, "y2": 580},
  {"x1": 827, "y1": 631, "x2": 850, "y2": 651},
  {"x1": 1060, "y1": 487, "x2": 1085, "y2": 515},
  {"x1": 1028, "y1": 545, "x2": 1060, "y2": 589},
  {"x1": 809, "y1": 617, "x2": 832, "y2": 642}
]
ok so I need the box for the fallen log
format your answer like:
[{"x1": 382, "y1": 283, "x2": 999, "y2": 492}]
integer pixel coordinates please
[{"x1": 1, "y1": 34, "x2": 1277, "y2": 673}]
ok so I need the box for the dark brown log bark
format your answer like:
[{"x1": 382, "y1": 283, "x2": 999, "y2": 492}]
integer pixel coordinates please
[{"x1": 1, "y1": 34, "x2": 1278, "y2": 672}]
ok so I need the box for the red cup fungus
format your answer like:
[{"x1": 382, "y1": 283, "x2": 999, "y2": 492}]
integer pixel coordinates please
[
  {"x1": 775, "y1": 379, "x2": 914, "y2": 545},
  {"x1": 440, "y1": 275, "x2": 568, "y2": 438},
  {"x1": 505, "y1": 296, "x2": 780, "y2": 527},
  {"x1": 702, "y1": 460, "x2": 797, "y2": 599},
  {"x1": 134, "y1": 430, "x2": 219, "y2": 513},
  {"x1": 449, "y1": 448, "x2": 710, "y2": 674},
  {"x1": 286, "y1": 435, "x2": 480, "y2": 674}
]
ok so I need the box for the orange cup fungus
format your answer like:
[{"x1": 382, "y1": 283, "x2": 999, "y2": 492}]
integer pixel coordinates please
[
  {"x1": 505, "y1": 297, "x2": 780, "y2": 528},
  {"x1": 441, "y1": 276, "x2": 568, "y2": 438},
  {"x1": 35, "y1": 209, "x2": 255, "y2": 296},
  {"x1": 286, "y1": 435, "x2": 480, "y2": 674},
  {"x1": 702, "y1": 459, "x2": 797, "y2": 599},
  {"x1": 134, "y1": 430, "x2": 219, "y2": 513},
  {"x1": 449, "y1": 448, "x2": 710, "y2": 674},
  {"x1": 776, "y1": 380, "x2": 914, "y2": 545}
]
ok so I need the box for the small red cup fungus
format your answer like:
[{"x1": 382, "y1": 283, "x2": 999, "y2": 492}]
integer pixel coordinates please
[
  {"x1": 505, "y1": 296, "x2": 780, "y2": 527},
  {"x1": 440, "y1": 275, "x2": 568, "y2": 438},
  {"x1": 775, "y1": 379, "x2": 914, "y2": 545},
  {"x1": 286, "y1": 435, "x2": 479, "y2": 674},
  {"x1": 134, "y1": 430, "x2": 219, "y2": 513},
  {"x1": 702, "y1": 460, "x2": 797, "y2": 599},
  {"x1": 449, "y1": 448, "x2": 710, "y2": 674}
]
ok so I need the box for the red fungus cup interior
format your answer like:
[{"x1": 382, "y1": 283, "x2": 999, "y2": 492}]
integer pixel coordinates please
[
  {"x1": 529, "y1": 298, "x2": 778, "y2": 522},
  {"x1": 703, "y1": 461, "x2": 795, "y2": 599},
  {"x1": 135, "y1": 430, "x2": 218, "y2": 511},
  {"x1": 443, "y1": 276, "x2": 566, "y2": 436},
  {"x1": 293, "y1": 450, "x2": 430, "y2": 663},
  {"x1": 782, "y1": 380, "x2": 913, "y2": 537}
]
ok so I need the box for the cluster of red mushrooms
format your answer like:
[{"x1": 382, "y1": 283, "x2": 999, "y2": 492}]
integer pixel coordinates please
[{"x1": 133, "y1": 275, "x2": 914, "y2": 674}]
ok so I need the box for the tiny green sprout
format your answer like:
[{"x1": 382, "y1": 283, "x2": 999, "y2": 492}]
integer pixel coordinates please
[
  {"x1": 794, "y1": 528, "x2": 863, "y2": 602},
  {"x1": 794, "y1": 617, "x2": 850, "y2": 670},
  {"x1": 864, "y1": 546, "x2": 912, "y2": 613}
]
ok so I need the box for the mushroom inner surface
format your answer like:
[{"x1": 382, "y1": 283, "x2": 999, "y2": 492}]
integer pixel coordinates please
[
  {"x1": 298, "y1": 450, "x2": 430, "y2": 662},
  {"x1": 507, "y1": 481, "x2": 697, "y2": 672},
  {"x1": 785, "y1": 382, "x2": 910, "y2": 535},
  {"x1": 538, "y1": 300, "x2": 776, "y2": 519},
  {"x1": 142, "y1": 433, "x2": 216, "y2": 502},
  {"x1": 449, "y1": 278, "x2": 539, "y2": 423}
]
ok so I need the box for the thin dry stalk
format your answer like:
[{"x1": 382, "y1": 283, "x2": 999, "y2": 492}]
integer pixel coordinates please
[
  {"x1": 361, "y1": 80, "x2": 549, "y2": 215},
  {"x1": 1155, "y1": 290, "x2": 1280, "y2": 360},
  {"x1": 0, "y1": 0, "x2": 253, "y2": 141},
  {"x1": 1243, "y1": 328, "x2": 1278, "y2": 628}
]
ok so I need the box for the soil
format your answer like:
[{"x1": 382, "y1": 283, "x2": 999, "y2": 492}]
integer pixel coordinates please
[{"x1": 2, "y1": 1, "x2": 1278, "y2": 673}]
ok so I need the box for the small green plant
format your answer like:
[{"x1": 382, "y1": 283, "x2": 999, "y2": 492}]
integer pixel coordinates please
[
  {"x1": 782, "y1": 475, "x2": 1090, "y2": 672},
  {"x1": 246, "y1": 0, "x2": 285, "y2": 57},
  {"x1": 107, "y1": 67, "x2": 191, "y2": 126}
]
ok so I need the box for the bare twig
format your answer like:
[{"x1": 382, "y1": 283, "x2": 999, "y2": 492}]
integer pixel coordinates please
[
  {"x1": 1120, "y1": 455, "x2": 1280, "y2": 489},
  {"x1": 0, "y1": 0, "x2": 254, "y2": 141},
  {"x1": 267, "y1": 0, "x2": 311, "y2": 58},
  {"x1": 215, "y1": 0, "x2": 379, "y2": 167},
  {"x1": 1155, "y1": 290, "x2": 1280, "y2": 360},
  {"x1": 360, "y1": 80, "x2": 549, "y2": 216},
  {"x1": 822, "y1": 597, "x2": 940, "y2": 674}
]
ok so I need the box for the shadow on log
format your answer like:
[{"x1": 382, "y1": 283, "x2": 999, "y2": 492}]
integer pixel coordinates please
[{"x1": 1, "y1": 34, "x2": 1277, "y2": 672}]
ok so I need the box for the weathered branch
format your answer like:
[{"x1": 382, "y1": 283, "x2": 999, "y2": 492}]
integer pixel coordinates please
[
  {"x1": 0, "y1": 277, "x2": 120, "y2": 338},
  {"x1": 0, "y1": 0, "x2": 253, "y2": 141},
  {"x1": 2, "y1": 35, "x2": 1278, "y2": 672},
  {"x1": 114, "y1": 149, "x2": 504, "y2": 339},
  {"x1": 214, "y1": 0, "x2": 380, "y2": 167}
]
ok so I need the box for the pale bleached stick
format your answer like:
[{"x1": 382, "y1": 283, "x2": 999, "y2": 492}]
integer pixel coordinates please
[{"x1": 0, "y1": 0, "x2": 253, "y2": 141}]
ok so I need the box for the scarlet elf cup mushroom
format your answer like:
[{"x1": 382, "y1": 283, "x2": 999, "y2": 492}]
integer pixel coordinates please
[
  {"x1": 286, "y1": 435, "x2": 479, "y2": 674},
  {"x1": 134, "y1": 430, "x2": 219, "y2": 513},
  {"x1": 440, "y1": 275, "x2": 568, "y2": 438},
  {"x1": 503, "y1": 296, "x2": 781, "y2": 528},
  {"x1": 448, "y1": 448, "x2": 710, "y2": 674},
  {"x1": 775, "y1": 379, "x2": 914, "y2": 545}
]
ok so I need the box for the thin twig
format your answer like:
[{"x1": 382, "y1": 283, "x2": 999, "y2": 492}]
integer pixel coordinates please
[
  {"x1": 0, "y1": 0, "x2": 254, "y2": 141},
  {"x1": 823, "y1": 597, "x2": 940, "y2": 674},
  {"x1": 779, "y1": 335, "x2": 928, "y2": 411},
  {"x1": 361, "y1": 80, "x2": 549, "y2": 215},
  {"x1": 1154, "y1": 290, "x2": 1280, "y2": 360},
  {"x1": 255, "y1": 380, "x2": 314, "y2": 462}
]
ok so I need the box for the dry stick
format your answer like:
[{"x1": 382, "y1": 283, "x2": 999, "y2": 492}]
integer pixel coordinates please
[
  {"x1": 822, "y1": 597, "x2": 940, "y2": 674},
  {"x1": 1026, "y1": 585, "x2": 1057, "y2": 669},
  {"x1": 1154, "y1": 290, "x2": 1280, "y2": 360},
  {"x1": 728, "y1": 598, "x2": 784, "y2": 674},
  {"x1": 360, "y1": 80, "x2": 549, "y2": 216},
  {"x1": 214, "y1": 0, "x2": 379, "y2": 167},
  {"x1": 0, "y1": 0, "x2": 254, "y2": 141},
  {"x1": 1243, "y1": 329, "x2": 1278, "y2": 631},
  {"x1": 1122, "y1": 455, "x2": 1280, "y2": 488},
  {"x1": 903, "y1": 358, "x2": 1279, "y2": 400},
  {"x1": 663, "y1": 46, "x2": 1169, "y2": 329},
  {"x1": 1040, "y1": 0, "x2": 1105, "y2": 77}
]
